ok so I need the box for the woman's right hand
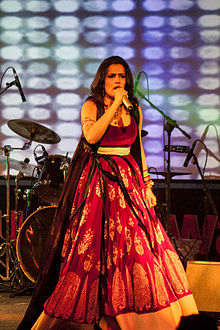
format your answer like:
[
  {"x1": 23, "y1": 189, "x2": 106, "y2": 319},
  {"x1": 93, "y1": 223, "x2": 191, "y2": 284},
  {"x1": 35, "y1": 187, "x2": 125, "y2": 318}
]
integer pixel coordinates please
[{"x1": 114, "y1": 87, "x2": 128, "y2": 105}]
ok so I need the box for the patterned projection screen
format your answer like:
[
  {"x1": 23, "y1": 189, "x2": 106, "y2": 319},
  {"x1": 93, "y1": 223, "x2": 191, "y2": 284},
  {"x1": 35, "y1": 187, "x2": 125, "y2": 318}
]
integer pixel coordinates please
[{"x1": 0, "y1": 0, "x2": 219, "y2": 180}]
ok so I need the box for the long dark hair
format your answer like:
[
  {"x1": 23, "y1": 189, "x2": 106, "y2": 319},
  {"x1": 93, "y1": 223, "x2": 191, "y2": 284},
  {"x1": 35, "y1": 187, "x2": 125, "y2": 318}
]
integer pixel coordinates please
[{"x1": 87, "y1": 56, "x2": 139, "y2": 115}]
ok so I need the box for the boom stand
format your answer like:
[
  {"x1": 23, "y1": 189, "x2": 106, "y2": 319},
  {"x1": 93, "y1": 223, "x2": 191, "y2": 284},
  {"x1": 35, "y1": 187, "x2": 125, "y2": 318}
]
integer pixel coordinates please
[
  {"x1": 163, "y1": 122, "x2": 175, "y2": 237},
  {"x1": 135, "y1": 89, "x2": 191, "y2": 238}
]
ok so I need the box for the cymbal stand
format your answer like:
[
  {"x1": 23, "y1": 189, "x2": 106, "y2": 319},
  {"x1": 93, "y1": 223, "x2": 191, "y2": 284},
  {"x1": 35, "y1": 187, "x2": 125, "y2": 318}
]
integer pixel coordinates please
[
  {"x1": 14, "y1": 172, "x2": 23, "y2": 239},
  {"x1": 0, "y1": 145, "x2": 11, "y2": 281},
  {"x1": 8, "y1": 172, "x2": 26, "y2": 289},
  {"x1": 0, "y1": 142, "x2": 31, "y2": 286}
]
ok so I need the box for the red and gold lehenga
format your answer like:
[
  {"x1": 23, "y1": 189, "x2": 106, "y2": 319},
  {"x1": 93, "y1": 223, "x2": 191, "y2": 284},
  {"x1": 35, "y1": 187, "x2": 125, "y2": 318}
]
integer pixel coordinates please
[{"x1": 19, "y1": 114, "x2": 197, "y2": 330}]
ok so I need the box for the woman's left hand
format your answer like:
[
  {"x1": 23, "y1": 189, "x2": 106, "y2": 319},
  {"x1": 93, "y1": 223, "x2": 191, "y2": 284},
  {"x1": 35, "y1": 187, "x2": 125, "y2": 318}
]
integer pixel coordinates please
[{"x1": 146, "y1": 188, "x2": 157, "y2": 208}]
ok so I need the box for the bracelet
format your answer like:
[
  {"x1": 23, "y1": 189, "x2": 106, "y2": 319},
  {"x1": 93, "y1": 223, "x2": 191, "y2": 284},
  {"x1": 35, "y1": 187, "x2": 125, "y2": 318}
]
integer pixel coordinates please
[
  {"x1": 143, "y1": 173, "x2": 150, "y2": 181},
  {"x1": 143, "y1": 168, "x2": 150, "y2": 176},
  {"x1": 143, "y1": 174, "x2": 150, "y2": 180},
  {"x1": 145, "y1": 180, "x2": 154, "y2": 189},
  {"x1": 143, "y1": 168, "x2": 154, "y2": 188}
]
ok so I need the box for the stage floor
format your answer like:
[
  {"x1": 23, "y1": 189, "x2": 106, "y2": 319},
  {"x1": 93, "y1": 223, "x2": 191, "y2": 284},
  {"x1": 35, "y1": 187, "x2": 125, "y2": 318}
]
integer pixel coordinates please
[
  {"x1": 0, "y1": 289, "x2": 219, "y2": 329},
  {"x1": 0, "y1": 291, "x2": 31, "y2": 330}
]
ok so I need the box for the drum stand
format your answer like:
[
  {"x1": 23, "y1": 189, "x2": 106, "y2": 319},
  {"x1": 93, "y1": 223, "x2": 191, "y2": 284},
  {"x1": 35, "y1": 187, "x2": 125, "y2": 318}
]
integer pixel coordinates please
[
  {"x1": 0, "y1": 144, "x2": 32, "y2": 292},
  {"x1": 0, "y1": 145, "x2": 15, "y2": 283}
]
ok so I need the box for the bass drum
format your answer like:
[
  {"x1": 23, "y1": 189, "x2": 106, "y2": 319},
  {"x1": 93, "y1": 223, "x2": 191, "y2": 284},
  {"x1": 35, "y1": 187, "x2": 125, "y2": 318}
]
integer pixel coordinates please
[{"x1": 16, "y1": 206, "x2": 57, "y2": 283}]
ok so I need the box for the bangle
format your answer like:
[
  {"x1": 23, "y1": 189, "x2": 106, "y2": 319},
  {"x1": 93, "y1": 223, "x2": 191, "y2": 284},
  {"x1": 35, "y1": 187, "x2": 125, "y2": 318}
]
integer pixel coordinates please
[
  {"x1": 144, "y1": 179, "x2": 154, "y2": 189},
  {"x1": 143, "y1": 169, "x2": 150, "y2": 181},
  {"x1": 143, "y1": 168, "x2": 153, "y2": 188},
  {"x1": 143, "y1": 174, "x2": 150, "y2": 180}
]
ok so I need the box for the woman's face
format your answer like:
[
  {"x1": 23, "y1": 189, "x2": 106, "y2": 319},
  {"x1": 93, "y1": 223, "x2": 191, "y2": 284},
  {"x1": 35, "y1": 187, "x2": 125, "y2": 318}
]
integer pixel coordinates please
[{"x1": 104, "y1": 64, "x2": 126, "y2": 100}]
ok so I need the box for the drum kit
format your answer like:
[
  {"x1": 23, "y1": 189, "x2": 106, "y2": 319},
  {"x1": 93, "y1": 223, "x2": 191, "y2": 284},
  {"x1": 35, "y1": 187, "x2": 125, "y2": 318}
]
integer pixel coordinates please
[{"x1": 0, "y1": 119, "x2": 70, "y2": 287}]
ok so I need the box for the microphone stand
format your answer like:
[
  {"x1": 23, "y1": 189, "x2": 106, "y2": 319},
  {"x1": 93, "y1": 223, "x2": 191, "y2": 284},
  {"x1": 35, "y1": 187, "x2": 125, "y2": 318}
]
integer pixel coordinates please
[
  {"x1": 0, "y1": 80, "x2": 17, "y2": 95},
  {"x1": 163, "y1": 122, "x2": 174, "y2": 237},
  {"x1": 191, "y1": 153, "x2": 218, "y2": 259},
  {"x1": 136, "y1": 89, "x2": 191, "y2": 238}
]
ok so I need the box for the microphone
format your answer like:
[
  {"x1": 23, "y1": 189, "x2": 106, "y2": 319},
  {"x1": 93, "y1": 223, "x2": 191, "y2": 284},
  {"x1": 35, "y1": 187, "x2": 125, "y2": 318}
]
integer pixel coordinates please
[
  {"x1": 134, "y1": 71, "x2": 142, "y2": 94},
  {"x1": 183, "y1": 140, "x2": 197, "y2": 167},
  {"x1": 122, "y1": 96, "x2": 133, "y2": 111},
  {"x1": 12, "y1": 68, "x2": 26, "y2": 102},
  {"x1": 115, "y1": 87, "x2": 133, "y2": 110}
]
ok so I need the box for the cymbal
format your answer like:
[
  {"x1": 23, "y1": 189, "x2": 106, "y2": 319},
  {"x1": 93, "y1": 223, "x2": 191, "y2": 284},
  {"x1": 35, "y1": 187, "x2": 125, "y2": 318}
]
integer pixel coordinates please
[
  {"x1": 0, "y1": 155, "x2": 35, "y2": 176},
  {"x1": 149, "y1": 171, "x2": 191, "y2": 177},
  {"x1": 8, "y1": 120, "x2": 61, "y2": 144}
]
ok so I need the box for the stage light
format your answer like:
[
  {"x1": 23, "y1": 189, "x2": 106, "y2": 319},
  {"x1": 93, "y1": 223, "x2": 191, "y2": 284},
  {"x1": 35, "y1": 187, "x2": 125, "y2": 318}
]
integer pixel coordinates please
[{"x1": 112, "y1": 1, "x2": 135, "y2": 12}]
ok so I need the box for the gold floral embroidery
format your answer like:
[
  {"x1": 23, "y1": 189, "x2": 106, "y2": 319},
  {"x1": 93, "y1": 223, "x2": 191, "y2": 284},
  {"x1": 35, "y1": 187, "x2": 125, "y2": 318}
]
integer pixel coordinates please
[
  {"x1": 155, "y1": 223, "x2": 165, "y2": 244},
  {"x1": 127, "y1": 166, "x2": 132, "y2": 177},
  {"x1": 134, "y1": 232, "x2": 144, "y2": 255},
  {"x1": 84, "y1": 250, "x2": 94, "y2": 272},
  {"x1": 104, "y1": 218, "x2": 107, "y2": 240},
  {"x1": 154, "y1": 262, "x2": 169, "y2": 306},
  {"x1": 87, "y1": 279, "x2": 99, "y2": 323},
  {"x1": 125, "y1": 227, "x2": 132, "y2": 254},
  {"x1": 78, "y1": 168, "x2": 86, "y2": 191},
  {"x1": 118, "y1": 187, "x2": 126, "y2": 209},
  {"x1": 46, "y1": 272, "x2": 81, "y2": 317},
  {"x1": 95, "y1": 182, "x2": 101, "y2": 197},
  {"x1": 119, "y1": 249, "x2": 124, "y2": 259},
  {"x1": 61, "y1": 228, "x2": 70, "y2": 257},
  {"x1": 96, "y1": 261, "x2": 100, "y2": 272},
  {"x1": 109, "y1": 217, "x2": 115, "y2": 241},
  {"x1": 80, "y1": 203, "x2": 91, "y2": 226},
  {"x1": 78, "y1": 228, "x2": 94, "y2": 254},
  {"x1": 120, "y1": 169, "x2": 129, "y2": 188},
  {"x1": 116, "y1": 213, "x2": 122, "y2": 234},
  {"x1": 108, "y1": 183, "x2": 115, "y2": 201},
  {"x1": 133, "y1": 263, "x2": 151, "y2": 310},
  {"x1": 128, "y1": 217, "x2": 134, "y2": 227},
  {"x1": 113, "y1": 243, "x2": 119, "y2": 265},
  {"x1": 112, "y1": 267, "x2": 126, "y2": 313},
  {"x1": 132, "y1": 186, "x2": 140, "y2": 206},
  {"x1": 107, "y1": 251, "x2": 112, "y2": 270},
  {"x1": 164, "y1": 249, "x2": 189, "y2": 294},
  {"x1": 75, "y1": 275, "x2": 88, "y2": 321}
]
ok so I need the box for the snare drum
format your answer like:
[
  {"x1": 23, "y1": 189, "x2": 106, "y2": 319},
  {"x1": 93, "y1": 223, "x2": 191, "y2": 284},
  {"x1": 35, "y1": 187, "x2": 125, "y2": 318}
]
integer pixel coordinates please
[{"x1": 34, "y1": 155, "x2": 69, "y2": 206}]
